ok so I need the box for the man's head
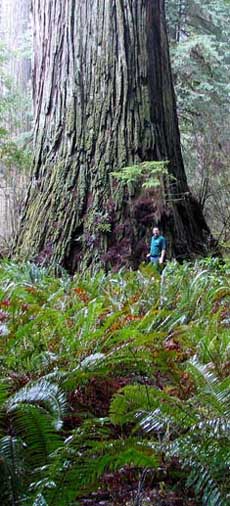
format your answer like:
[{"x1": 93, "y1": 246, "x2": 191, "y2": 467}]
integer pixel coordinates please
[{"x1": 153, "y1": 227, "x2": 160, "y2": 237}]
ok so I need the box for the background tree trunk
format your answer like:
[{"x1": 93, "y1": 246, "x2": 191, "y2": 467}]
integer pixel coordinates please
[
  {"x1": 0, "y1": 0, "x2": 31, "y2": 248},
  {"x1": 0, "y1": 0, "x2": 31, "y2": 133},
  {"x1": 16, "y1": 0, "x2": 209, "y2": 271}
]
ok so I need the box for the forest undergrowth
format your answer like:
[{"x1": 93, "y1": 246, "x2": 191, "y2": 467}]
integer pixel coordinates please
[{"x1": 0, "y1": 258, "x2": 229, "y2": 506}]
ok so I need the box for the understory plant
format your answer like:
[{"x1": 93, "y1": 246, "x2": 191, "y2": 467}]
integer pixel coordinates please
[{"x1": 0, "y1": 258, "x2": 229, "y2": 505}]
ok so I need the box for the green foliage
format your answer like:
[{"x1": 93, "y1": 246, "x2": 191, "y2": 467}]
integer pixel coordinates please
[
  {"x1": 0, "y1": 259, "x2": 229, "y2": 504},
  {"x1": 0, "y1": 43, "x2": 31, "y2": 253},
  {"x1": 0, "y1": 44, "x2": 32, "y2": 171},
  {"x1": 0, "y1": 41, "x2": 32, "y2": 131},
  {"x1": 166, "y1": 0, "x2": 230, "y2": 243},
  {"x1": 112, "y1": 160, "x2": 169, "y2": 189},
  {"x1": 0, "y1": 131, "x2": 31, "y2": 170},
  {"x1": 138, "y1": 357, "x2": 230, "y2": 505},
  {"x1": 0, "y1": 377, "x2": 65, "y2": 505}
]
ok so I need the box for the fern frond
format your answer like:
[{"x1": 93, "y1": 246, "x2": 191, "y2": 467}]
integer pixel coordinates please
[
  {"x1": 6, "y1": 380, "x2": 67, "y2": 430},
  {"x1": 11, "y1": 404, "x2": 63, "y2": 467},
  {"x1": 186, "y1": 461, "x2": 227, "y2": 506},
  {"x1": 188, "y1": 357, "x2": 230, "y2": 416},
  {"x1": 110, "y1": 385, "x2": 158, "y2": 426},
  {"x1": 0, "y1": 435, "x2": 25, "y2": 504},
  {"x1": 193, "y1": 417, "x2": 230, "y2": 437},
  {"x1": 188, "y1": 356, "x2": 219, "y2": 386},
  {"x1": 43, "y1": 436, "x2": 159, "y2": 505},
  {"x1": 32, "y1": 494, "x2": 48, "y2": 506}
]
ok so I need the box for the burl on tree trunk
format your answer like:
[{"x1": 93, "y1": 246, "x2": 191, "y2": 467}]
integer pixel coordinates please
[{"x1": 16, "y1": 0, "x2": 210, "y2": 271}]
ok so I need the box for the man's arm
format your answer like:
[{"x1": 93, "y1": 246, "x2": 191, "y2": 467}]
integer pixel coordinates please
[
  {"x1": 159, "y1": 237, "x2": 167, "y2": 264},
  {"x1": 159, "y1": 249, "x2": 166, "y2": 264}
]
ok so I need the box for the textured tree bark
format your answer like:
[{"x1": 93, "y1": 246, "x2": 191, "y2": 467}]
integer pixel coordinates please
[{"x1": 16, "y1": 0, "x2": 209, "y2": 271}]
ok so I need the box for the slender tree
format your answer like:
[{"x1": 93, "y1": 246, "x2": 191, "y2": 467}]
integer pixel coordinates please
[
  {"x1": 16, "y1": 0, "x2": 210, "y2": 271},
  {"x1": 0, "y1": 0, "x2": 31, "y2": 132}
]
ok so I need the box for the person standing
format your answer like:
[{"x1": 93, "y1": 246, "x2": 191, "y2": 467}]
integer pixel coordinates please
[{"x1": 147, "y1": 227, "x2": 167, "y2": 266}]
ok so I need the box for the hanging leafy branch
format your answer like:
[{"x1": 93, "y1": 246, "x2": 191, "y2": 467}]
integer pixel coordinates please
[{"x1": 112, "y1": 160, "x2": 170, "y2": 189}]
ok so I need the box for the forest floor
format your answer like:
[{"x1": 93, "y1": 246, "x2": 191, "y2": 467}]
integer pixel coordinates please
[{"x1": 0, "y1": 258, "x2": 229, "y2": 506}]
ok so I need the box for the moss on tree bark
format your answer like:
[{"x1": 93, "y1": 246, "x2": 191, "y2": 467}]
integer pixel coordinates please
[{"x1": 16, "y1": 0, "x2": 210, "y2": 271}]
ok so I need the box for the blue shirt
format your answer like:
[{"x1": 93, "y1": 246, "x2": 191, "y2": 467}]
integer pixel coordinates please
[{"x1": 150, "y1": 235, "x2": 167, "y2": 257}]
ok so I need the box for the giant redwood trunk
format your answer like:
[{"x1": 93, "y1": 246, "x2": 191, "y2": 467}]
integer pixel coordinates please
[{"x1": 16, "y1": 0, "x2": 209, "y2": 271}]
